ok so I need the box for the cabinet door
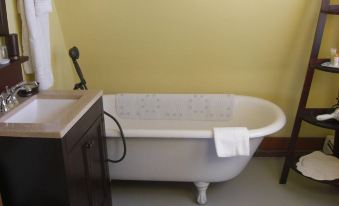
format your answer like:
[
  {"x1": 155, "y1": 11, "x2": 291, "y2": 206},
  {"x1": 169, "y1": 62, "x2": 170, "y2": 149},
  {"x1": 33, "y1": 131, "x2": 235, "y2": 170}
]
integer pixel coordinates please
[
  {"x1": 66, "y1": 134, "x2": 92, "y2": 206},
  {"x1": 83, "y1": 118, "x2": 111, "y2": 206},
  {"x1": 67, "y1": 117, "x2": 111, "y2": 206}
]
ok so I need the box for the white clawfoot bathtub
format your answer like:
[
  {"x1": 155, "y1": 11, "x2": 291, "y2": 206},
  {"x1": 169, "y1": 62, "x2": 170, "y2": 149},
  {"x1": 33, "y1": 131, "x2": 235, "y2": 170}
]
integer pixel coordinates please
[{"x1": 103, "y1": 94, "x2": 286, "y2": 204}]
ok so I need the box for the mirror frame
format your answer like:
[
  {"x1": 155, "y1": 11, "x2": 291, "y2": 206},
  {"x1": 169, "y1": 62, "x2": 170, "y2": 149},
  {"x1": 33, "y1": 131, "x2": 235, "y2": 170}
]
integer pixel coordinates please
[
  {"x1": 0, "y1": 0, "x2": 9, "y2": 35},
  {"x1": 0, "y1": 0, "x2": 23, "y2": 92}
]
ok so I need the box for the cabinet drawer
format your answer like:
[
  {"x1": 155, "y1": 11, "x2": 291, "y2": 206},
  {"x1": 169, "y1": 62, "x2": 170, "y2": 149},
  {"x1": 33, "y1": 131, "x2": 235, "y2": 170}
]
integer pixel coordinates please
[{"x1": 65, "y1": 98, "x2": 103, "y2": 153}]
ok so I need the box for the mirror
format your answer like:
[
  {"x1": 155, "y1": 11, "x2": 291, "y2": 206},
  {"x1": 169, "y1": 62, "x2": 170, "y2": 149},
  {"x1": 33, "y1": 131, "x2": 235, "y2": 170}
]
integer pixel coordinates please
[{"x1": 0, "y1": 0, "x2": 9, "y2": 35}]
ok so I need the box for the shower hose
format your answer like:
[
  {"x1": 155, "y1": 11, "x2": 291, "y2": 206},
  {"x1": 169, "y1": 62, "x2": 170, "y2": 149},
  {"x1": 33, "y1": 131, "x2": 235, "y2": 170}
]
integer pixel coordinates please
[
  {"x1": 69, "y1": 47, "x2": 126, "y2": 163},
  {"x1": 73, "y1": 81, "x2": 126, "y2": 163}
]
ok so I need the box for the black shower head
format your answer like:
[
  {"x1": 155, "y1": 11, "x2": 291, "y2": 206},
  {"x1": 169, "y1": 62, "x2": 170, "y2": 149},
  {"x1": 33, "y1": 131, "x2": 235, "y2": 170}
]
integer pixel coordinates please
[
  {"x1": 69, "y1": 46, "x2": 80, "y2": 61},
  {"x1": 68, "y1": 46, "x2": 87, "y2": 90}
]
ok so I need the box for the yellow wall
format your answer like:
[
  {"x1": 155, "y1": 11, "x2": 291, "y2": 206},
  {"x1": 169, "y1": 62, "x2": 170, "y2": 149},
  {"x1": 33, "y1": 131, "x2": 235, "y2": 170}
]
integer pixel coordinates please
[
  {"x1": 5, "y1": 0, "x2": 20, "y2": 34},
  {"x1": 49, "y1": 1, "x2": 77, "y2": 90},
  {"x1": 55, "y1": 0, "x2": 339, "y2": 137},
  {"x1": 7, "y1": 0, "x2": 339, "y2": 137},
  {"x1": 5, "y1": 0, "x2": 76, "y2": 90}
]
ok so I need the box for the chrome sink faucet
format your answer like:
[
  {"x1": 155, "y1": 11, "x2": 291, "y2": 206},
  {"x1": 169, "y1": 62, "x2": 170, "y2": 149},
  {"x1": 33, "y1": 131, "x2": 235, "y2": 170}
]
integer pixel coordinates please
[{"x1": 0, "y1": 81, "x2": 39, "y2": 113}]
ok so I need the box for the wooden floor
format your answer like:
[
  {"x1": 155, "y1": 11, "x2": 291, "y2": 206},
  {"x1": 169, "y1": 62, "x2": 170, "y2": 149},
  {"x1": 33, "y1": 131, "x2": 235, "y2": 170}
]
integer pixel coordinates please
[{"x1": 111, "y1": 157, "x2": 339, "y2": 206}]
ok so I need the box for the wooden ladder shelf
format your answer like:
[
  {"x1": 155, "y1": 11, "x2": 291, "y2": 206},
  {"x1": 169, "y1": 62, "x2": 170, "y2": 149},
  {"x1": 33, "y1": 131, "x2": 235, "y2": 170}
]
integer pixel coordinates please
[{"x1": 280, "y1": 0, "x2": 339, "y2": 186}]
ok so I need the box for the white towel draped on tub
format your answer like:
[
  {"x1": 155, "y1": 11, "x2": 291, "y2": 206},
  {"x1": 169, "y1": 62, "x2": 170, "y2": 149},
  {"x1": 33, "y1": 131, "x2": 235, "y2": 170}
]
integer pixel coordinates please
[
  {"x1": 213, "y1": 127, "x2": 250, "y2": 157},
  {"x1": 17, "y1": 0, "x2": 54, "y2": 90}
]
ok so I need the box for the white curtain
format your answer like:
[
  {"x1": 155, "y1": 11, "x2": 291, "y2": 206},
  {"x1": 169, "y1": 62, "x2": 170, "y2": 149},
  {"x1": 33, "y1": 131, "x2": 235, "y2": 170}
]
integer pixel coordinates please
[{"x1": 17, "y1": 0, "x2": 53, "y2": 90}]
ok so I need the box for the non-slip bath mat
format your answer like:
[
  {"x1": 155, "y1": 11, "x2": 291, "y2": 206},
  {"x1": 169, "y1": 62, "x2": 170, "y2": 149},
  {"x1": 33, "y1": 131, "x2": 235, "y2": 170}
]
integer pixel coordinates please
[{"x1": 115, "y1": 93, "x2": 234, "y2": 121}]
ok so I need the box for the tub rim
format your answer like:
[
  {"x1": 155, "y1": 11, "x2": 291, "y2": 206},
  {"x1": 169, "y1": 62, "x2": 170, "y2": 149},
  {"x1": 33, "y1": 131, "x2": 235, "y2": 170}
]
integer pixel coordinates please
[{"x1": 103, "y1": 94, "x2": 286, "y2": 139}]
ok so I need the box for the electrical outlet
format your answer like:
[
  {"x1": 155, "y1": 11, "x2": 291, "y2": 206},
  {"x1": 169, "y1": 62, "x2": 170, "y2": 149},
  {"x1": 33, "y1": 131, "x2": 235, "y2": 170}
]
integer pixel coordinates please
[{"x1": 323, "y1": 135, "x2": 334, "y2": 155}]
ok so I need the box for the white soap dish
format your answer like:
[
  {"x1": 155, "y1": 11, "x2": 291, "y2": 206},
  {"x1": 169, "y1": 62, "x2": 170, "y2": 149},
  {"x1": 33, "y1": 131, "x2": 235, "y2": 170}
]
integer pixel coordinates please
[
  {"x1": 321, "y1": 62, "x2": 339, "y2": 69},
  {"x1": 0, "y1": 59, "x2": 10, "y2": 65}
]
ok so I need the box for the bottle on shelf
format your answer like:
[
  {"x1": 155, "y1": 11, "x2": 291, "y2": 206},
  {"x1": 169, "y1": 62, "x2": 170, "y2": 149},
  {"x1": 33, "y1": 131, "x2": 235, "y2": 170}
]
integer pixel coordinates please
[{"x1": 330, "y1": 48, "x2": 337, "y2": 65}]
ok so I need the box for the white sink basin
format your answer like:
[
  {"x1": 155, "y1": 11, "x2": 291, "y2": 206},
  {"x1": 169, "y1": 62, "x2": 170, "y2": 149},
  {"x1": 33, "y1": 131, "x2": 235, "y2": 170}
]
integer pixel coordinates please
[{"x1": 5, "y1": 99, "x2": 77, "y2": 123}]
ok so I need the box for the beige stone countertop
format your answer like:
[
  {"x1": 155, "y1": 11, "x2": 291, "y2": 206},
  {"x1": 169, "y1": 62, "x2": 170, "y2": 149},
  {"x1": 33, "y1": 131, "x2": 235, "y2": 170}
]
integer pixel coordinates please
[{"x1": 0, "y1": 90, "x2": 103, "y2": 138}]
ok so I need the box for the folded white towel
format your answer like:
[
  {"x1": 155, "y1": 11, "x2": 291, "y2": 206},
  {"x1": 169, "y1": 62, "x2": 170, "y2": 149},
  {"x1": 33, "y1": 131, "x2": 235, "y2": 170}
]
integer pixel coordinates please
[
  {"x1": 213, "y1": 127, "x2": 250, "y2": 157},
  {"x1": 296, "y1": 151, "x2": 339, "y2": 181}
]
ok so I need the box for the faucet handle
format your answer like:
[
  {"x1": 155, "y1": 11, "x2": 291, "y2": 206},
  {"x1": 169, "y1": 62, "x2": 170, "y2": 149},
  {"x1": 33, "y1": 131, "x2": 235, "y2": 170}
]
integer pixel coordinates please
[
  {"x1": 5, "y1": 86, "x2": 17, "y2": 108},
  {"x1": 1, "y1": 86, "x2": 9, "y2": 98},
  {"x1": 2, "y1": 86, "x2": 17, "y2": 108},
  {"x1": 7, "y1": 91, "x2": 18, "y2": 107},
  {"x1": 0, "y1": 95, "x2": 9, "y2": 113},
  {"x1": 19, "y1": 81, "x2": 38, "y2": 90},
  {"x1": 17, "y1": 81, "x2": 39, "y2": 97},
  {"x1": 5, "y1": 86, "x2": 10, "y2": 95}
]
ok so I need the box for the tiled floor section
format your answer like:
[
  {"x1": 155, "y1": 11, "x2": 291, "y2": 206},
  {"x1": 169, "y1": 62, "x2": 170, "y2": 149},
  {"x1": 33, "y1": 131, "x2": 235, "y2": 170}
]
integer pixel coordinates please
[{"x1": 111, "y1": 157, "x2": 339, "y2": 206}]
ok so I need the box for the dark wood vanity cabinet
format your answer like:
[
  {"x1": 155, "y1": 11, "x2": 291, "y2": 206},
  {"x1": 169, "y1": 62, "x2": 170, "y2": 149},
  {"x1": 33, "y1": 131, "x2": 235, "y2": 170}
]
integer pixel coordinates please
[
  {"x1": 0, "y1": 98, "x2": 112, "y2": 206},
  {"x1": 66, "y1": 114, "x2": 111, "y2": 206}
]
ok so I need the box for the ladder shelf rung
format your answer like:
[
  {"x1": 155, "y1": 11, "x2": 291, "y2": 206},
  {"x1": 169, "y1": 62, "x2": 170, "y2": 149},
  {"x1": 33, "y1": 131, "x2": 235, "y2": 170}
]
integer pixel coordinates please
[
  {"x1": 310, "y1": 58, "x2": 339, "y2": 73},
  {"x1": 321, "y1": 5, "x2": 339, "y2": 15}
]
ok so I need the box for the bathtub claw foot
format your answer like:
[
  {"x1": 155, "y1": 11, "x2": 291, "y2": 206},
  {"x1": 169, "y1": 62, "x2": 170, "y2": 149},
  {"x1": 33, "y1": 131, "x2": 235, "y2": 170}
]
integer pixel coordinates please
[{"x1": 194, "y1": 182, "x2": 209, "y2": 205}]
